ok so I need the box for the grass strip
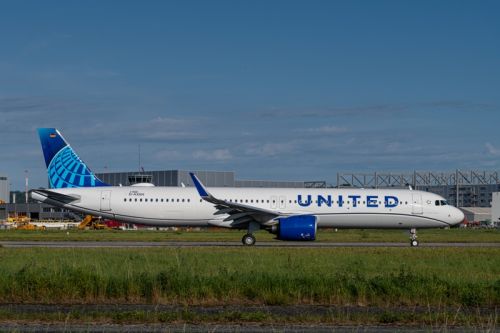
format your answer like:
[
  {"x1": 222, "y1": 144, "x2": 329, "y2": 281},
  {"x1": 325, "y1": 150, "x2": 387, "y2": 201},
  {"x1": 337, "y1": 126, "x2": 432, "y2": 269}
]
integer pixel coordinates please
[{"x1": 0, "y1": 247, "x2": 498, "y2": 307}]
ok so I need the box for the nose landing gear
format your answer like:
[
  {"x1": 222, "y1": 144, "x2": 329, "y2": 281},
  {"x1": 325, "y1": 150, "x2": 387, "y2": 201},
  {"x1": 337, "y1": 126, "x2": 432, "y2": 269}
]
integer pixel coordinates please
[{"x1": 410, "y1": 228, "x2": 419, "y2": 247}]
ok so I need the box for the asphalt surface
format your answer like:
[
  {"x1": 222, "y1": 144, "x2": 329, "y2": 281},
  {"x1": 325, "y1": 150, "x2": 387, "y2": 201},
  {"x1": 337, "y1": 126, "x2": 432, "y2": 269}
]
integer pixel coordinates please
[
  {"x1": 0, "y1": 304, "x2": 495, "y2": 332},
  {"x1": 1, "y1": 241, "x2": 499, "y2": 248},
  {"x1": 0, "y1": 323, "x2": 488, "y2": 332}
]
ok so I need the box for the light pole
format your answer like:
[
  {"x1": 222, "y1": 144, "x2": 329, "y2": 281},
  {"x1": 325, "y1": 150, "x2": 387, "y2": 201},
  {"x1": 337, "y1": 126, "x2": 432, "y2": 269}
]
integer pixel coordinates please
[{"x1": 24, "y1": 170, "x2": 29, "y2": 204}]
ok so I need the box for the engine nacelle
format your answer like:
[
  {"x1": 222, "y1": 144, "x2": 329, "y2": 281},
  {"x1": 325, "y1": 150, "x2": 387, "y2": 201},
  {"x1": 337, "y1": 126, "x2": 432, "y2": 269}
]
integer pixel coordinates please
[{"x1": 272, "y1": 215, "x2": 317, "y2": 241}]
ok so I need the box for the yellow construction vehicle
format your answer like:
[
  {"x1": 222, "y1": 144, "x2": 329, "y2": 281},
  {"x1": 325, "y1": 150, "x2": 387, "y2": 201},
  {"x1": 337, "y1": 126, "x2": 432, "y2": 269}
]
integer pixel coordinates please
[
  {"x1": 78, "y1": 215, "x2": 109, "y2": 230},
  {"x1": 9, "y1": 216, "x2": 46, "y2": 230}
]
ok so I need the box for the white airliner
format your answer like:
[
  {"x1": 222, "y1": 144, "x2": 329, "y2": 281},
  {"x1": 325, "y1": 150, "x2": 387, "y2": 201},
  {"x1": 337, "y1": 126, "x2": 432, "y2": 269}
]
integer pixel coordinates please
[{"x1": 31, "y1": 128, "x2": 465, "y2": 246}]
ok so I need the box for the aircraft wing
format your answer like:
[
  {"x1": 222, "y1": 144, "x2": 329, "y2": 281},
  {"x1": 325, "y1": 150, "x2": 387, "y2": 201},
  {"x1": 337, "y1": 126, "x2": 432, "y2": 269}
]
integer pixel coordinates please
[{"x1": 190, "y1": 173, "x2": 281, "y2": 228}]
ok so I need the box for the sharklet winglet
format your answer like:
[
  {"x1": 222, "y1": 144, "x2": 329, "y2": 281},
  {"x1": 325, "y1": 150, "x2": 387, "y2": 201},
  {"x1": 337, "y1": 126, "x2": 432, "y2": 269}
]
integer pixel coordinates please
[{"x1": 189, "y1": 172, "x2": 210, "y2": 198}]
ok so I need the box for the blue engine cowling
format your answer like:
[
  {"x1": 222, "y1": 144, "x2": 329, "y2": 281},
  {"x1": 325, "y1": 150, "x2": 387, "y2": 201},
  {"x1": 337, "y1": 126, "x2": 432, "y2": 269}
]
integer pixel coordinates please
[{"x1": 274, "y1": 215, "x2": 317, "y2": 241}]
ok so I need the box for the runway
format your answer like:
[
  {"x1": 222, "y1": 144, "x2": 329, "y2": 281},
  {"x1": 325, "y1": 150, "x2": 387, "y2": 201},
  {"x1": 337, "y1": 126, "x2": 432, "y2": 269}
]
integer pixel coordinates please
[{"x1": 1, "y1": 241, "x2": 499, "y2": 248}]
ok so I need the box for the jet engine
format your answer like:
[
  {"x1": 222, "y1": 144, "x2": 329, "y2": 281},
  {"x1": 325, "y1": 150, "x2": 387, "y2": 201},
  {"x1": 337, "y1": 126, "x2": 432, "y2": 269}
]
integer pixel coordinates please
[{"x1": 271, "y1": 215, "x2": 317, "y2": 241}]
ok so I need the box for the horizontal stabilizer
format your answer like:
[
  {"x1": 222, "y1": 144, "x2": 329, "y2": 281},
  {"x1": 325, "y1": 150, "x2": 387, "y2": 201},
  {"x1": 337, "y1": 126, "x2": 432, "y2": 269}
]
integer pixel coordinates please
[{"x1": 30, "y1": 189, "x2": 80, "y2": 204}]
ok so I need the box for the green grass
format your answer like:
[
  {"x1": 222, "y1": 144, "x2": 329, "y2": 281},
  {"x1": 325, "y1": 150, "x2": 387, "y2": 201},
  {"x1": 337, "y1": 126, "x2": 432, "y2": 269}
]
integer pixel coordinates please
[
  {"x1": 0, "y1": 228, "x2": 499, "y2": 243},
  {"x1": 0, "y1": 247, "x2": 498, "y2": 307}
]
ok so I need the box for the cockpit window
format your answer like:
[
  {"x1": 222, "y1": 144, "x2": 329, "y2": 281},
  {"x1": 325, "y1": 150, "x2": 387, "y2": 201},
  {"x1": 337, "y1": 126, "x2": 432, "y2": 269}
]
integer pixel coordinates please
[
  {"x1": 435, "y1": 200, "x2": 440, "y2": 206},
  {"x1": 435, "y1": 200, "x2": 448, "y2": 206}
]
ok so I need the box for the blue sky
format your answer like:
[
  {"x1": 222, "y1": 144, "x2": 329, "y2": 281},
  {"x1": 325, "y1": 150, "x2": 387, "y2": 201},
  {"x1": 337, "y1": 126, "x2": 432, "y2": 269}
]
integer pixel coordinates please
[{"x1": 0, "y1": 0, "x2": 499, "y2": 190}]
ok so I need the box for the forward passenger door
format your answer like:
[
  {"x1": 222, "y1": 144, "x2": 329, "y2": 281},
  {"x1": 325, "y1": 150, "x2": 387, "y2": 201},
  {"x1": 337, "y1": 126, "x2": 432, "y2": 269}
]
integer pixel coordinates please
[{"x1": 411, "y1": 193, "x2": 423, "y2": 214}]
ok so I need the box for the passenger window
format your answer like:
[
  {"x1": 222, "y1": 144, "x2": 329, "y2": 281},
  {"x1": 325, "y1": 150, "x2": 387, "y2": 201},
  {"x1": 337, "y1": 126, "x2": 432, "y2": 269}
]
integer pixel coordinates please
[
  {"x1": 145, "y1": 199, "x2": 148, "y2": 202},
  {"x1": 123, "y1": 198, "x2": 126, "y2": 202},
  {"x1": 188, "y1": 199, "x2": 190, "y2": 202},
  {"x1": 140, "y1": 199, "x2": 143, "y2": 202},
  {"x1": 182, "y1": 199, "x2": 185, "y2": 202}
]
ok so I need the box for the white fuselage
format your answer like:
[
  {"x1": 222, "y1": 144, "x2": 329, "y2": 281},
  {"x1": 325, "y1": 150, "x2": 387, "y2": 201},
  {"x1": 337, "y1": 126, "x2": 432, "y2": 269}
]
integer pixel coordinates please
[{"x1": 32, "y1": 186, "x2": 465, "y2": 229}]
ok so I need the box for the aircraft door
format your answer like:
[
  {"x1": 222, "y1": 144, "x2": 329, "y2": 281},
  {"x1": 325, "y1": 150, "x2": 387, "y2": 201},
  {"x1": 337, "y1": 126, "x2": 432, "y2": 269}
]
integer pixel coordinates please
[
  {"x1": 279, "y1": 196, "x2": 286, "y2": 209},
  {"x1": 411, "y1": 193, "x2": 423, "y2": 214},
  {"x1": 270, "y1": 196, "x2": 277, "y2": 209},
  {"x1": 100, "y1": 191, "x2": 112, "y2": 211}
]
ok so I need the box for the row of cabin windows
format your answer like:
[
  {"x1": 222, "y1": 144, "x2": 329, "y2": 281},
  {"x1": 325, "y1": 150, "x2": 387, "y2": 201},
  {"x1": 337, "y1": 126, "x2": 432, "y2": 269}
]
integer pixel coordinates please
[
  {"x1": 124, "y1": 198, "x2": 191, "y2": 203},
  {"x1": 122, "y1": 198, "x2": 412, "y2": 206}
]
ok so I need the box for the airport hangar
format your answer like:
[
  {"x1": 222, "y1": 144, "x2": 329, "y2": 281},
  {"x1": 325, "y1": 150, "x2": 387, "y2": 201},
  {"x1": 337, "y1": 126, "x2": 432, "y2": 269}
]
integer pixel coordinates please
[{"x1": 1, "y1": 170, "x2": 500, "y2": 226}]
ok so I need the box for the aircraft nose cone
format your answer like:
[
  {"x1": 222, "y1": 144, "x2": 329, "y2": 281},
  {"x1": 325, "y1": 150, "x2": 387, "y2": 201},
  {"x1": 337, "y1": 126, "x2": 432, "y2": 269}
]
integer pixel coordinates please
[{"x1": 450, "y1": 208, "x2": 465, "y2": 226}]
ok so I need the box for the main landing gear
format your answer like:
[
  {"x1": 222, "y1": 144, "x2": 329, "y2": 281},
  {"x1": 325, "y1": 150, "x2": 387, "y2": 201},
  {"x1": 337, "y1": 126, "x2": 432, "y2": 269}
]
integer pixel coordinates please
[
  {"x1": 242, "y1": 221, "x2": 260, "y2": 246},
  {"x1": 410, "y1": 228, "x2": 419, "y2": 247},
  {"x1": 242, "y1": 233, "x2": 256, "y2": 246}
]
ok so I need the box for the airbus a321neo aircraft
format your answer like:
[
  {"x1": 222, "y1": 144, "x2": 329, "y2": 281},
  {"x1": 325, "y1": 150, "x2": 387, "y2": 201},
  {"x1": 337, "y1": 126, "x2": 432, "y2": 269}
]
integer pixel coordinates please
[{"x1": 31, "y1": 128, "x2": 465, "y2": 246}]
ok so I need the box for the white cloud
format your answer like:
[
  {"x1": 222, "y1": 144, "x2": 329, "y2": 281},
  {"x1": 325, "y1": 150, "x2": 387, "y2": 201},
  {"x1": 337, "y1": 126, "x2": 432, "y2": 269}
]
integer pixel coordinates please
[
  {"x1": 485, "y1": 142, "x2": 500, "y2": 156},
  {"x1": 245, "y1": 143, "x2": 295, "y2": 157},
  {"x1": 193, "y1": 149, "x2": 232, "y2": 161},
  {"x1": 300, "y1": 125, "x2": 348, "y2": 134}
]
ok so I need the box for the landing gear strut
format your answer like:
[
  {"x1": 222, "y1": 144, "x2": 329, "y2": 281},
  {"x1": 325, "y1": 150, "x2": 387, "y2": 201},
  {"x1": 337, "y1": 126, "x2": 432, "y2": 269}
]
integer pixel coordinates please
[
  {"x1": 242, "y1": 233, "x2": 256, "y2": 246},
  {"x1": 410, "y1": 228, "x2": 419, "y2": 247}
]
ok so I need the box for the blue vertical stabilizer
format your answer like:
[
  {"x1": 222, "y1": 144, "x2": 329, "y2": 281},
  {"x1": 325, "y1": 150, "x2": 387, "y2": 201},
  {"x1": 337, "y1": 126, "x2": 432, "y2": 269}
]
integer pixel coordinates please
[{"x1": 37, "y1": 128, "x2": 109, "y2": 188}]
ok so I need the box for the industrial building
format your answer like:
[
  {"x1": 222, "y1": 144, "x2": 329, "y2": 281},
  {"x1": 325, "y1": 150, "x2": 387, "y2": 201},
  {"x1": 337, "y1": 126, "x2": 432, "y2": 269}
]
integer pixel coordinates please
[
  {"x1": 336, "y1": 170, "x2": 500, "y2": 208},
  {"x1": 492, "y1": 192, "x2": 500, "y2": 227},
  {"x1": 0, "y1": 174, "x2": 9, "y2": 204},
  {"x1": 0, "y1": 202, "x2": 78, "y2": 221},
  {"x1": 95, "y1": 170, "x2": 307, "y2": 188},
  {"x1": 0, "y1": 175, "x2": 9, "y2": 220}
]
